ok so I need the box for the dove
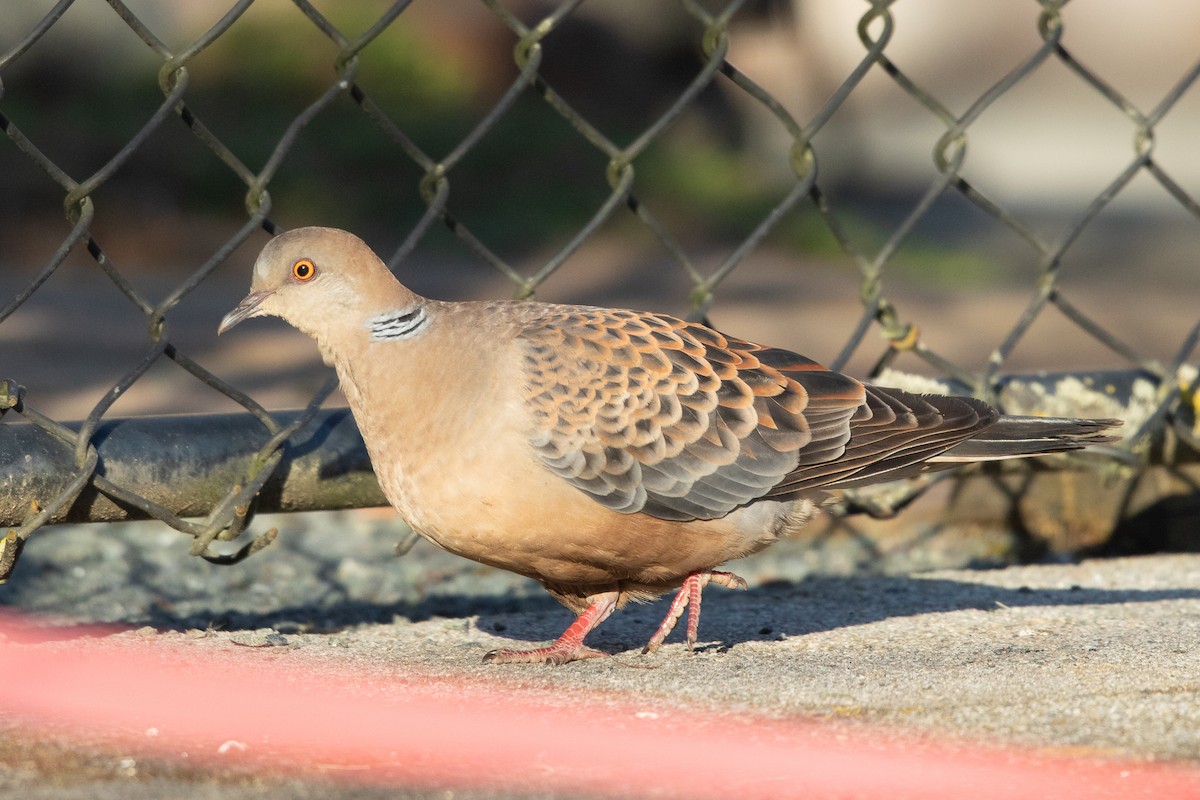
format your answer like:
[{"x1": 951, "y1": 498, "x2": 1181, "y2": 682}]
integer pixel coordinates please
[{"x1": 219, "y1": 227, "x2": 1119, "y2": 664}]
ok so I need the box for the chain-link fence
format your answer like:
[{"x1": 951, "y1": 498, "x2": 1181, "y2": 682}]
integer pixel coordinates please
[{"x1": 2, "y1": 0, "x2": 1199, "y2": 582}]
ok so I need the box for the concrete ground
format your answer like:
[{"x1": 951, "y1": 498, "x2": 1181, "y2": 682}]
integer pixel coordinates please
[{"x1": 2, "y1": 512, "x2": 1199, "y2": 797}]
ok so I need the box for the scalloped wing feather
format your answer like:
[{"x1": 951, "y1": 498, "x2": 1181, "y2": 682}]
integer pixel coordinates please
[{"x1": 518, "y1": 307, "x2": 867, "y2": 521}]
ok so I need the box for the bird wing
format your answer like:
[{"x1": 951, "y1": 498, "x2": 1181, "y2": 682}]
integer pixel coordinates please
[
  {"x1": 762, "y1": 385, "x2": 999, "y2": 494},
  {"x1": 517, "y1": 306, "x2": 868, "y2": 521}
]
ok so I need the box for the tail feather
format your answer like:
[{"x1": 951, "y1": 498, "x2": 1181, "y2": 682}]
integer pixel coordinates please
[{"x1": 931, "y1": 415, "x2": 1121, "y2": 463}]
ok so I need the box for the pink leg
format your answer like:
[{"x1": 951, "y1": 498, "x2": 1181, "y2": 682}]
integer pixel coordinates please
[
  {"x1": 483, "y1": 592, "x2": 619, "y2": 665},
  {"x1": 643, "y1": 570, "x2": 747, "y2": 654}
]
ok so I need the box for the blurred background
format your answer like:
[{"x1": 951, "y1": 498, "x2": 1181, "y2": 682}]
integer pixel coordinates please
[
  {"x1": 3, "y1": 0, "x2": 1198, "y2": 418},
  {"x1": 2, "y1": 0, "x2": 1199, "y2": 619}
]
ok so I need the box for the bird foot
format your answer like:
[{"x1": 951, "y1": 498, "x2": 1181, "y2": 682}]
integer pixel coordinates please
[
  {"x1": 483, "y1": 643, "x2": 607, "y2": 665},
  {"x1": 482, "y1": 592, "x2": 618, "y2": 666},
  {"x1": 643, "y1": 569, "x2": 747, "y2": 654}
]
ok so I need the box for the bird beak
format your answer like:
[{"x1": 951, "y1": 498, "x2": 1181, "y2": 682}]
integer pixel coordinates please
[{"x1": 218, "y1": 290, "x2": 273, "y2": 335}]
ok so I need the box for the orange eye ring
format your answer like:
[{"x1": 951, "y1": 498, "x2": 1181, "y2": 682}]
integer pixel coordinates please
[{"x1": 292, "y1": 258, "x2": 316, "y2": 282}]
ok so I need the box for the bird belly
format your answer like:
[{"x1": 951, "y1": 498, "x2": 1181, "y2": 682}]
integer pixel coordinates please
[{"x1": 377, "y1": 437, "x2": 811, "y2": 590}]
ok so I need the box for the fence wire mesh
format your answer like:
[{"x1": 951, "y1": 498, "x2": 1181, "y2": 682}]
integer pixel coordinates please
[{"x1": 1, "y1": 0, "x2": 1199, "y2": 580}]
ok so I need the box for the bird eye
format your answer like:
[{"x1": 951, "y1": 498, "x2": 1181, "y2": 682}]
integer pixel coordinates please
[{"x1": 291, "y1": 258, "x2": 316, "y2": 282}]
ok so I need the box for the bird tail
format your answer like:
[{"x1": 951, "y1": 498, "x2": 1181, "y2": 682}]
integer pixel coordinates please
[{"x1": 929, "y1": 415, "x2": 1122, "y2": 463}]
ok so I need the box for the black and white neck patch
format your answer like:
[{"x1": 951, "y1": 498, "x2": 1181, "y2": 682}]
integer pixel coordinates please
[{"x1": 366, "y1": 306, "x2": 428, "y2": 341}]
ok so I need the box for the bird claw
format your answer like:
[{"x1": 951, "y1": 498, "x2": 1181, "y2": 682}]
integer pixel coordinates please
[
  {"x1": 483, "y1": 644, "x2": 607, "y2": 666},
  {"x1": 643, "y1": 569, "x2": 746, "y2": 654}
]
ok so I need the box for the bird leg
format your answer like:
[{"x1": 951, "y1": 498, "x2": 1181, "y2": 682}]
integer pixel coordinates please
[
  {"x1": 643, "y1": 570, "x2": 747, "y2": 654},
  {"x1": 483, "y1": 591, "x2": 619, "y2": 665}
]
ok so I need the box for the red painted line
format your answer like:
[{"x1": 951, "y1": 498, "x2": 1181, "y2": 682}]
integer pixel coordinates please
[{"x1": 1, "y1": 611, "x2": 1197, "y2": 798}]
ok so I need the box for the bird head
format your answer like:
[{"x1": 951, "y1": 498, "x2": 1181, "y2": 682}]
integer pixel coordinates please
[{"x1": 218, "y1": 227, "x2": 413, "y2": 342}]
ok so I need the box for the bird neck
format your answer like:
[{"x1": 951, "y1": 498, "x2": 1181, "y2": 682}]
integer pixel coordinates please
[
  {"x1": 321, "y1": 297, "x2": 441, "y2": 435},
  {"x1": 300, "y1": 275, "x2": 424, "y2": 359}
]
